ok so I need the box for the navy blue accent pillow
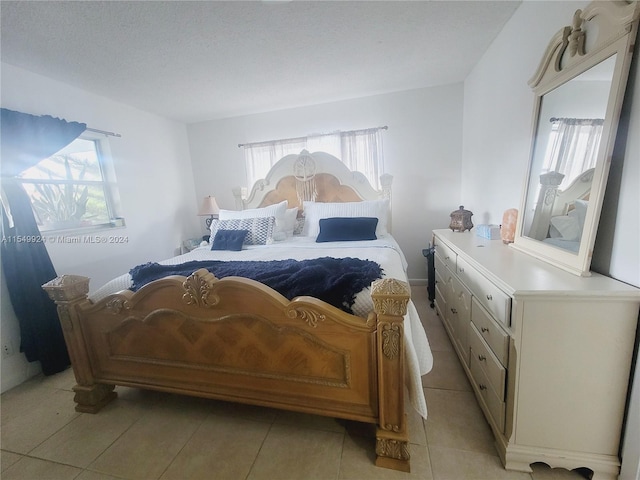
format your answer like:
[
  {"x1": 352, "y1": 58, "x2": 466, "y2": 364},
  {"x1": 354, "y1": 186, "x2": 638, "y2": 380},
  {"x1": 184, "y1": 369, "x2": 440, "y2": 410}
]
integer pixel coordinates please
[
  {"x1": 211, "y1": 229, "x2": 248, "y2": 251},
  {"x1": 316, "y1": 217, "x2": 378, "y2": 242}
]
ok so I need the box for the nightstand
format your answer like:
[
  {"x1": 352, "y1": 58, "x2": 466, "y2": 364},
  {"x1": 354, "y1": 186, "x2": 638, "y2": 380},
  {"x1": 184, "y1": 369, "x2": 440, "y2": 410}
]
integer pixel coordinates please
[{"x1": 181, "y1": 238, "x2": 202, "y2": 254}]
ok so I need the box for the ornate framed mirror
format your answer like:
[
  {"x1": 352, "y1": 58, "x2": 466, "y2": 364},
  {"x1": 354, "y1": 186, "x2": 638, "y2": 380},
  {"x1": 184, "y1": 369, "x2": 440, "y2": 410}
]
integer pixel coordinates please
[{"x1": 512, "y1": 1, "x2": 640, "y2": 276}]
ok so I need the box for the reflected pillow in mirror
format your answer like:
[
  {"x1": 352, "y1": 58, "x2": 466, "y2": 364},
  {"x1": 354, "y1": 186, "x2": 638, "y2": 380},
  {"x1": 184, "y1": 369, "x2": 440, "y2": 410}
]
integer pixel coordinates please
[
  {"x1": 572, "y1": 199, "x2": 588, "y2": 231},
  {"x1": 549, "y1": 215, "x2": 581, "y2": 241}
]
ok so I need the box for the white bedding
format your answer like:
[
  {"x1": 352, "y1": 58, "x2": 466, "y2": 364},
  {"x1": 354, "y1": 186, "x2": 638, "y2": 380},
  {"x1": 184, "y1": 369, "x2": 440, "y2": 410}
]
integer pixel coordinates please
[{"x1": 90, "y1": 236, "x2": 433, "y2": 418}]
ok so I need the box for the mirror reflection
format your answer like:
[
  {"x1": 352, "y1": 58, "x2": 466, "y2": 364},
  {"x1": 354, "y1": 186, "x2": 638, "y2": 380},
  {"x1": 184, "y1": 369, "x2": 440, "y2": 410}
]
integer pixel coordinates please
[{"x1": 522, "y1": 55, "x2": 615, "y2": 253}]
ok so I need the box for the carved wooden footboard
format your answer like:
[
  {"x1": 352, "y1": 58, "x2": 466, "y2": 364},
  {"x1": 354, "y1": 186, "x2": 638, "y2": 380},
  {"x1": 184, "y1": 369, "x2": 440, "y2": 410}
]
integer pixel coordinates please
[{"x1": 43, "y1": 269, "x2": 412, "y2": 472}]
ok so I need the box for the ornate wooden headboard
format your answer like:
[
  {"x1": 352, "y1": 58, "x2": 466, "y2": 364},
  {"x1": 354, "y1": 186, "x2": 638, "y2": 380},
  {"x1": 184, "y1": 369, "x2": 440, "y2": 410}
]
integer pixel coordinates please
[{"x1": 232, "y1": 150, "x2": 392, "y2": 211}]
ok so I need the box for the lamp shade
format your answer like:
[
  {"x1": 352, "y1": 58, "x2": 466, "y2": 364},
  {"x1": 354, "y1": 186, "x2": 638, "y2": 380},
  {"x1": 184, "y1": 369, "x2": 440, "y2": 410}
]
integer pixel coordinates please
[{"x1": 198, "y1": 196, "x2": 220, "y2": 216}]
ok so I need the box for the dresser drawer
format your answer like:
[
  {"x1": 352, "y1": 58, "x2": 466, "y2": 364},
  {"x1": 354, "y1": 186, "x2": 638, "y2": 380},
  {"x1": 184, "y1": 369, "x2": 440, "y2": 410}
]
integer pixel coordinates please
[
  {"x1": 471, "y1": 298, "x2": 509, "y2": 366},
  {"x1": 456, "y1": 256, "x2": 511, "y2": 326},
  {"x1": 434, "y1": 267, "x2": 447, "y2": 319},
  {"x1": 434, "y1": 251, "x2": 446, "y2": 278},
  {"x1": 450, "y1": 273, "x2": 472, "y2": 366},
  {"x1": 470, "y1": 345, "x2": 506, "y2": 433},
  {"x1": 469, "y1": 322, "x2": 506, "y2": 398},
  {"x1": 434, "y1": 240, "x2": 456, "y2": 272}
]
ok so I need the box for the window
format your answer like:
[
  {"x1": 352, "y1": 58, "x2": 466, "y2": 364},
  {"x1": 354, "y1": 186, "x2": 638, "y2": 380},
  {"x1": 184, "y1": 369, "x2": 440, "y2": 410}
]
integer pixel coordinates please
[
  {"x1": 17, "y1": 133, "x2": 122, "y2": 232},
  {"x1": 242, "y1": 127, "x2": 385, "y2": 189}
]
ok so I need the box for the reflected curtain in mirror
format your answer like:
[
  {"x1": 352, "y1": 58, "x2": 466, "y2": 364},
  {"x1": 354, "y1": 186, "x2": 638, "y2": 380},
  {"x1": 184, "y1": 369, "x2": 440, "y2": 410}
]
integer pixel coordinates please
[{"x1": 544, "y1": 117, "x2": 603, "y2": 190}]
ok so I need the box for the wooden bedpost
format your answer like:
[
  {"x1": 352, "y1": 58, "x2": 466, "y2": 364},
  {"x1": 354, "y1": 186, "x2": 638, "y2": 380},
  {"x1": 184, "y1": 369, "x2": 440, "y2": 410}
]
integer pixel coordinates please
[
  {"x1": 43, "y1": 275, "x2": 116, "y2": 413},
  {"x1": 371, "y1": 278, "x2": 411, "y2": 472}
]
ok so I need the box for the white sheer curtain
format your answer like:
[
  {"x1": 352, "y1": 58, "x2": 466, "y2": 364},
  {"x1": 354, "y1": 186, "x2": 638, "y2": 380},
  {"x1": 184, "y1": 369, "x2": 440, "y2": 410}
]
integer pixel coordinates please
[
  {"x1": 542, "y1": 118, "x2": 604, "y2": 190},
  {"x1": 244, "y1": 137, "x2": 306, "y2": 188},
  {"x1": 340, "y1": 128, "x2": 384, "y2": 188},
  {"x1": 306, "y1": 133, "x2": 341, "y2": 158},
  {"x1": 242, "y1": 128, "x2": 385, "y2": 188}
]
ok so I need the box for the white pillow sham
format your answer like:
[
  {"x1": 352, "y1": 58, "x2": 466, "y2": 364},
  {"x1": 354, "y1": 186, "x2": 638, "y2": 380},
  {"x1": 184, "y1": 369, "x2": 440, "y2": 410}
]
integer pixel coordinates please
[
  {"x1": 219, "y1": 200, "x2": 287, "y2": 221},
  {"x1": 572, "y1": 199, "x2": 588, "y2": 231},
  {"x1": 281, "y1": 208, "x2": 299, "y2": 237},
  {"x1": 549, "y1": 215, "x2": 581, "y2": 241},
  {"x1": 219, "y1": 200, "x2": 289, "y2": 239},
  {"x1": 302, "y1": 199, "x2": 390, "y2": 238},
  {"x1": 548, "y1": 199, "x2": 588, "y2": 241}
]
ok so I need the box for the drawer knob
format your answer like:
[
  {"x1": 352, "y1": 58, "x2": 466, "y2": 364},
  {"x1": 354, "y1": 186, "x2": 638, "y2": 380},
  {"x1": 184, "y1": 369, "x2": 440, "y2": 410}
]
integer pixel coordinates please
[
  {"x1": 486, "y1": 294, "x2": 493, "y2": 300},
  {"x1": 445, "y1": 256, "x2": 450, "y2": 260},
  {"x1": 478, "y1": 354, "x2": 486, "y2": 362},
  {"x1": 459, "y1": 267, "x2": 464, "y2": 273},
  {"x1": 451, "y1": 308, "x2": 458, "y2": 314},
  {"x1": 481, "y1": 327, "x2": 489, "y2": 333},
  {"x1": 479, "y1": 384, "x2": 487, "y2": 391}
]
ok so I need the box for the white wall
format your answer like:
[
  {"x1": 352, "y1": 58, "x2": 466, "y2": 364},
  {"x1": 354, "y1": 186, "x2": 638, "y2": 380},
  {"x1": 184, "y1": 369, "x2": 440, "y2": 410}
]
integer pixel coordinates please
[
  {"x1": 462, "y1": 2, "x2": 640, "y2": 478},
  {"x1": 0, "y1": 63, "x2": 201, "y2": 391},
  {"x1": 187, "y1": 85, "x2": 464, "y2": 282}
]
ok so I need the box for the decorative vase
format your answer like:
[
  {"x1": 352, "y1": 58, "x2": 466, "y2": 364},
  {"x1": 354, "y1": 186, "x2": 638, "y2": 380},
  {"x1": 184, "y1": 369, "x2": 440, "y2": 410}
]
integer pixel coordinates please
[{"x1": 449, "y1": 206, "x2": 474, "y2": 232}]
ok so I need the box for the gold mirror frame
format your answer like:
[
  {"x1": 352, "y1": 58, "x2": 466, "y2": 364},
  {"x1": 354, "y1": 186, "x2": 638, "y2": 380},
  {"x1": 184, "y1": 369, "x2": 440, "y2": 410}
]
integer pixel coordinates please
[{"x1": 512, "y1": 0, "x2": 640, "y2": 276}]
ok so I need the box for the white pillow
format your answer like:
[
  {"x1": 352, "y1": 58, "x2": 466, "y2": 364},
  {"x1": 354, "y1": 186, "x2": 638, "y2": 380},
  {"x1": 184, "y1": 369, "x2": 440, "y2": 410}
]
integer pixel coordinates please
[
  {"x1": 219, "y1": 200, "x2": 287, "y2": 221},
  {"x1": 219, "y1": 200, "x2": 288, "y2": 238},
  {"x1": 302, "y1": 199, "x2": 390, "y2": 238},
  {"x1": 572, "y1": 199, "x2": 588, "y2": 232},
  {"x1": 281, "y1": 208, "x2": 299, "y2": 237},
  {"x1": 549, "y1": 215, "x2": 581, "y2": 241}
]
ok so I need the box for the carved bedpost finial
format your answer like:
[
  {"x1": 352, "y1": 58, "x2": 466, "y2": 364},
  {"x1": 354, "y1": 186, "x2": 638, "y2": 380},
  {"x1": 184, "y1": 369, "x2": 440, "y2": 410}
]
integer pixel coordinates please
[
  {"x1": 42, "y1": 275, "x2": 90, "y2": 303},
  {"x1": 370, "y1": 278, "x2": 410, "y2": 317},
  {"x1": 379, "y1": 173, "x2": 393, "y2": 200},
  {"x1": 42, "y1": 275, "x2": 90, "y2": 334},
  {"x1": 379, "y1": 173, "x2": 393, "y2": 232},
  {"x1": 232, "y1": 186, "x2": 245, "y2": 210}
]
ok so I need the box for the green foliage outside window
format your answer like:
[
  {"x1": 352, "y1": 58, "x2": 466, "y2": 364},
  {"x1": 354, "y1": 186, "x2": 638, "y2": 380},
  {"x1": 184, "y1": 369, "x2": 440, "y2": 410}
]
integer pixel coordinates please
[{"x1": 18, "y1": 138, "x2": 113, "y2": 231}]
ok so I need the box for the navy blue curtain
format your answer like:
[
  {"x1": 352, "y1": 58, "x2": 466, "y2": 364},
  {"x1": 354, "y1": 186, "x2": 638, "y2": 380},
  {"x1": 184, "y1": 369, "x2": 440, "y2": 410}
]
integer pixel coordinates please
[{"x1": 1, "y1": 108, "x2": 86, "y2": 375}]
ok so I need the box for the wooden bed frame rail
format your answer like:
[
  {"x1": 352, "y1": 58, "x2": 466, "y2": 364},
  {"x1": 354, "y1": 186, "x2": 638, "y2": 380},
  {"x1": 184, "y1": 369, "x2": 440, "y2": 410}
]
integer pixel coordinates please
[{"x1": 43, "y1": 270, "x2": 413, "y2": 472}]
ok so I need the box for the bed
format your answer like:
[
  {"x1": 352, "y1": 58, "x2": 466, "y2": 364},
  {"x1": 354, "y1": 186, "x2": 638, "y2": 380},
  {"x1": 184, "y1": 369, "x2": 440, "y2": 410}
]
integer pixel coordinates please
[{"x1": 42, "y1": 150, "x2": 432, "y2": 472}]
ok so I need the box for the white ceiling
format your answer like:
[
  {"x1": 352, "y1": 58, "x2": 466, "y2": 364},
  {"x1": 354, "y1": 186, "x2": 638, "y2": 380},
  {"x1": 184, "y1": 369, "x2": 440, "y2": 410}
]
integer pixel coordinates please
[{"x1": 1, "y1": 1, "x2": 521, "y2": 124}]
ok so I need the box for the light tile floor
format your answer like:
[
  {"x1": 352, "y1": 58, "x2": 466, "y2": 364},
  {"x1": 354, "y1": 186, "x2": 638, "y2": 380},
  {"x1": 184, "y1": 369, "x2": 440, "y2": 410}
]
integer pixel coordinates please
[{"x1": 1, "y1": 286, "x2": 589, "y2": 480}]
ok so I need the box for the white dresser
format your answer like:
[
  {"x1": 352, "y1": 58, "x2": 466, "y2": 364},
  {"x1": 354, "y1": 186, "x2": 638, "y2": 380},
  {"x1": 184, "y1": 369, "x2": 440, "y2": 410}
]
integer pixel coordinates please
[{"x1": 432, "y1": 229, "x2": 640, "y2": 479}]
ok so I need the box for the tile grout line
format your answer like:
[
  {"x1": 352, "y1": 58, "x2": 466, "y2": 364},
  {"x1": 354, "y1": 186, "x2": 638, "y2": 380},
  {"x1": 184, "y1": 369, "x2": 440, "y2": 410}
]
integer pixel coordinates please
[
  {"x1": 154, "y1": 409, "x2": 209, "y2": 480},
  {"x1": 243, "y1": 421, "x2": 276, "y2": 480},
  {"x1": 336, "y1": 429, "x2": 347, "y2": 480},
  {"x1": 81, "y1": 392, "x2": 151, "y2": 478}
]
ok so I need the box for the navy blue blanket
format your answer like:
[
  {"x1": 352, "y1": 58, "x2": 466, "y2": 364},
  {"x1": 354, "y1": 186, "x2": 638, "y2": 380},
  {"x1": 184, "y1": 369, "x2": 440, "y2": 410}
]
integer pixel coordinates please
[{"x1": 129, "y1": 257, "x2": 383, "y2": 314}]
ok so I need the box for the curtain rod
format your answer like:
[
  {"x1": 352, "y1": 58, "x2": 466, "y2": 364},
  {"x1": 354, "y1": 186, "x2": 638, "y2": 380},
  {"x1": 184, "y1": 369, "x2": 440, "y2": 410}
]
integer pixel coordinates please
[
  {"x1": 237, "y1": 125, "x2": 388, "y2": 148},
  {"x1": 549, "y1": 117, "x2": 603, "y2": 123},
  {"x1": 86, "y1": 127, "x2": 121, "y2": 138}
]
